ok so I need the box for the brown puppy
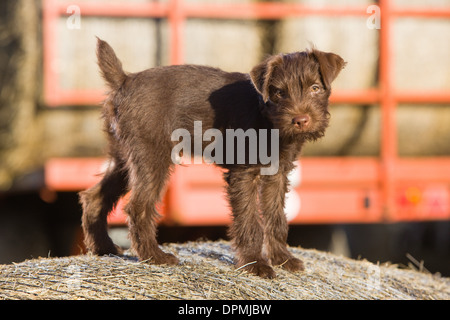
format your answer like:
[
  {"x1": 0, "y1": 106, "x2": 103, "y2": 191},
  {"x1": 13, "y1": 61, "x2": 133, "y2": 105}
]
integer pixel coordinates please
[{"x1": 80, "y1": 38, "x2": 345, "y2": 278}]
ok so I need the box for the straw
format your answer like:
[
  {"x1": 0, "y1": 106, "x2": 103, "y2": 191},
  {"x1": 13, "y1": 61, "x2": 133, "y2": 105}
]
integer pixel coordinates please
[{"x1": 1, "y1": 240, "x2": 448, "y2": 300}]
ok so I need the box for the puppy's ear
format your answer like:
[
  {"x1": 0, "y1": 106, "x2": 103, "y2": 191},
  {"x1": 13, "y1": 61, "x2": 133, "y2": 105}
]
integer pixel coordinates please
[
  {"x1": 250, "y1": 55, "x2": 283, "y2": 102},
  {"x1": 311, "y1": 49, "x2": 346, "y2": 89}
]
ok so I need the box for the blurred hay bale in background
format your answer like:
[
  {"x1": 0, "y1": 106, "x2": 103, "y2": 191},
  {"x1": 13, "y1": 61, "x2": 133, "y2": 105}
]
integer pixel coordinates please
[
  {"x1": 0, "y1": 0, "x2": 42, "y2": 190},
  {"x1": 0, "y1": 241, "x2": 449, "y2": 300},
  {"x1": 183, "y1": 19, "x2": 263, "y2": 72},
  {"x1": 278, "y1": 0, "x2": 378, "y2": 92},
  {"x1": 49, "y1": 0, "x2": 450, "y2": 159},
  {"x1": 278, "y1": 0, "x2": 450, "y2": 157},
  {"x1": 41, "y1": 0, "x2": 264, "y2": 163},
  {"x1": 1, "y1": 0, "x2": 450, "y2": 188},
  {"x1": 394, "y1": 0, "x2": 450, "y2": 156},
  {"x1": 277, "y1": 0, "x2": 379, "y2": 157}
]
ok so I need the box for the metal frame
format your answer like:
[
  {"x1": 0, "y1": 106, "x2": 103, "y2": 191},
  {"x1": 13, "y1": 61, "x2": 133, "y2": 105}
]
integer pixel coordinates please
[{"x1": 43, "y1": 0, "x2": 450, "y2": 223}]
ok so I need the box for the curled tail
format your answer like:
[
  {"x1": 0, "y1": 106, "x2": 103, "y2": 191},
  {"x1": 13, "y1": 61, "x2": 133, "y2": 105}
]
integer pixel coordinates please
[{"x1": 96, "y1": 37, "x2": 127, "y2": 90}]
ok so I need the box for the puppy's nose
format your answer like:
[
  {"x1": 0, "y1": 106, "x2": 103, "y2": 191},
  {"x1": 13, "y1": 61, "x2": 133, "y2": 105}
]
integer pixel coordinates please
[{"x1": 292, "y1": 115, "x2": 310, "y2": 129}]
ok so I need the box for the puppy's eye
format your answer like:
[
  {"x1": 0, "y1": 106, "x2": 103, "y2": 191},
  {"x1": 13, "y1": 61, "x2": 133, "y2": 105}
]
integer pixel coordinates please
[
  {"x1": 275, "y1": 89, "x2": 286, "y2": 99},
  {"x1": 311, "y1": 84, "x2": 320, "y2": 93}
]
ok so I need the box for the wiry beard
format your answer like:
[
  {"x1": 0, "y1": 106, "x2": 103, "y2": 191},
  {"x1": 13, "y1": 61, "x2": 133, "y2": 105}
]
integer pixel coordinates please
[
  {"x1": 273, "y1": 112, "x2": 330, "y2": 143},
  {"x1": 298, "y1": 129, "x2": 327, "y2": 142}
]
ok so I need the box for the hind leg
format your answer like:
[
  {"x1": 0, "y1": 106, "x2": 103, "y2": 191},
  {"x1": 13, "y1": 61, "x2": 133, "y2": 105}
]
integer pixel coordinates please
[
  {"x1": 125, "y1": 159, "x2": 178, "y2": 265},
  {"x1": 80, "y1": 159, "x2": 128, "y2": 255}
]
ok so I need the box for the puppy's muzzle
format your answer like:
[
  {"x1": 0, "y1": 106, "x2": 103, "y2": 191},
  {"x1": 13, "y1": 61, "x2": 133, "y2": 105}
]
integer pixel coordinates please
[{"x1": 292, "y1": 115, "x2": 310, "y2": 130}]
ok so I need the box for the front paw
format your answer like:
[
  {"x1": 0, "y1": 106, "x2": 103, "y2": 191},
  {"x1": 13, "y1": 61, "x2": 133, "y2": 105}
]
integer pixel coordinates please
[
  {"x1": 280, "y1": 257, "x2": 304, "y2": 272},
  {"x1": 271, "y1": 251, "x2": 305, "y2": 272},
  {"x1": 237, "y1": 260, "x2": 276, "y2": 279},
  {"x1": 90, "y1": 243, "x2": 123, "y2": 256},
  {"x1": 157, "y1": 252, "x2": 180, "y2": 265},
  {"x1": 140, "y1": 251, "x2": 179, "y2": 265}
]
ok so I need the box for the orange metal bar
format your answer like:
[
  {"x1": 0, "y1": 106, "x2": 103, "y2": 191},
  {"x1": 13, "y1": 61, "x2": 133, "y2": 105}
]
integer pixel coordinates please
[
  {"x1": 291, "y1": 188, "x2": 383, "y2": 224},
  {"x1": 330, "y1": 89, "x2": 379, "y2": 104},
  {"x1": 42, "y1": 0, "x2": 60, "y2": 107},
  {"x1": 299, "y1": 158, "x2": 380, "y2": 187},
  {"x1": 392, "y1": 8, "x2": 450, "y2": 18},
  {"x1": 379, "y1": 0, "x2": 397, "y2": 220},
  {"x1": 45, "y1": 88, "x2": 450, "y2": 108},
  {"x1": 184, "y1": 3, "x2": 369, "y2": 20},
  {"x1": 48, "y1": 89, "x2": 105, "y2": 106},
  {"x1": 394, "y1": 159, "x2": 450, "y2": 183},
  {"x1": 45, "y1": 158, "x2": 105, "y2": 191},
  {"x1": 56, "y1": 1, "x2": 168, "y2": 17},
  {"x1": 53, "y1": 0, "x2": 450, "y2": 19},
  {"x1": 44, "y1": 89, "x2": 450, "y2": 108},
  {"x1": 169, "y1": 0, "x2": 184, "y2": 65},
  {"x1": 44, "y1": 155, "x2": 450, "y2": 224},
  {"x1": 395, "y1": 91, "x2": 450, "y2": 104}
]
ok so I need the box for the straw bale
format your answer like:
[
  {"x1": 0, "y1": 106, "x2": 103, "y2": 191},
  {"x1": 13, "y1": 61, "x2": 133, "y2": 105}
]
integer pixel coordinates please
[
  {"x1": 0, "y1": 0, "x2": 42, "y2": 190},
  {"x1": 1, "y1": 240, "x2": 448, "y2": 300}
]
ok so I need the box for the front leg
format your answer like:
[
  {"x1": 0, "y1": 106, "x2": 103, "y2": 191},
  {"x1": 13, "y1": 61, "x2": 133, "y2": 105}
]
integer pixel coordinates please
[
  {"x1": 225, "y1": 169, "x2": 276, "y2": 279},
  {"x1": 260, "y1": 169, "x2": 304, "y2": 272}
]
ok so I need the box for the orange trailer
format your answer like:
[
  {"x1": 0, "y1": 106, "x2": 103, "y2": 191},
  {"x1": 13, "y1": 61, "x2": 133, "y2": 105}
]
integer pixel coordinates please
[{"x1": 43, "y1": 0, "x2": 450, "y2": 226}]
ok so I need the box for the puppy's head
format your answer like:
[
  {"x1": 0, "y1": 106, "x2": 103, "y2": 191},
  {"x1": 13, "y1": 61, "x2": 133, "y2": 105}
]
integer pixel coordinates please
[{"x1": 250, "y1": 49, "x2": 346, "y2": 141}]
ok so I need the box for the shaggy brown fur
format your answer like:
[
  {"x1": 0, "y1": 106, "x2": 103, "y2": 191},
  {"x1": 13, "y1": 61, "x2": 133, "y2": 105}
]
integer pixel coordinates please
[{"x1": 80, "y1": 38, "x2": 345, "y2": 278}]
